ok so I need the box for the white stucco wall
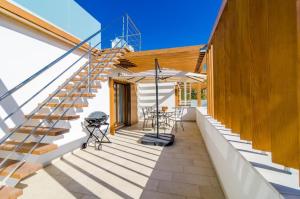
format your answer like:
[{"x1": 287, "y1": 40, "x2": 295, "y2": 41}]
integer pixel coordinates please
[
  {"x1": 137, "y1": 82, "x2": 175, "y2": 120},
  {"x1": 195, "y1": 107, "x2": 288, "y2": 199},
  {"x1": 0, "y1": 12, "x2": 87, "y2": 124},
  {"x1": 137, "y1": 82, "x2": 197, "y2": 121},
  {"x1": 0, "y1": 12, "x2": 109, "y2": 165}
]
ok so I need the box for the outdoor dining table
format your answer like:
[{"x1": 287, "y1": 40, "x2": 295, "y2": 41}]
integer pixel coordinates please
[{"x1": 150, "y1": 110, "x2": 175, "y2": 128}]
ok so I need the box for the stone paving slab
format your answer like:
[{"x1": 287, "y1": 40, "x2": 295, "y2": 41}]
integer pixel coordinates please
[{"x1": 18, "y1": 122, "x2": 225, "y2": 199}]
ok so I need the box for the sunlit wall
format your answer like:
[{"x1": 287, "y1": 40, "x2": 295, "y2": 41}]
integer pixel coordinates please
[{"x1": 10, "y1": 0, "x2": 101, "y2": 46}]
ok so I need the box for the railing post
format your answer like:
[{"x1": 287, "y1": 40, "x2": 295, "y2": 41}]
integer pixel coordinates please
[
  {"x1": 122, "y1": 15, "x2": 125, "y2": 39},
  {"x1": 139, "y1": 34, "x2": 142, "y2": 51},
  {"x1": 126, "y1": 14, "x2": 129, "y2": 45},
  {"x1": 88, "y1": 41, "x2": 91, "y2": 93}
]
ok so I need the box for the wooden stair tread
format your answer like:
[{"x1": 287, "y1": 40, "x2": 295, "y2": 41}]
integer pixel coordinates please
[
  {"x1": 0, "y1": 159, "x2": 42, "y2": 179},
  {"x1": 90, "y1": 63, "x2": 116, "y2": 67},
  {"x1": 101, "y1": 48, "x2": 128, "y2": 53},
  {"x1": 70, "y1": 77, "x2": 106, "y2": 82},
  {"x1": 55, "y1": 93, "x2": 96, "y2": 98},
  {"x1": 46, "y1": 102, "x2": 88, "y2": 108},
  {"x1": 96, "y1": 55, "x2": 119, "y2": 58},
  {"x1": 96, "y1": 57, "x2": 119, "y2": 61},
  {"x1": 93, "y1": 59, "x2": 119, "y2": 64},
  {"x1": 0, "y1": 141, "x2": 57, "y2": 155},
  {"x1": 100, "y1": 53, "x2": 124, "y2": 58},
  {"x1": 0, "y1": 186, "x2": 22, "y2": 199},
  {"x1": 13, "y1": 126, "x2": 69, "y2": 136},
  {"x1": 84, "y1": 68, "x2": 112, "y2": 72},
  {"x1": 64, "y1": 84, "x2": 100, "y2": 90},
  {"x1": 84, "y1": 66, "x2": 113, "y2": 70},
  {"x1": 78, "y1": 71, "x2": 109, "y2": 76},
  {"x1": 26, "y1": 114, "x2": 79, "y2": 120}
]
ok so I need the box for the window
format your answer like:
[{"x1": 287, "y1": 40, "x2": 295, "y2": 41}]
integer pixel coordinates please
[{"x1": 178, "y1": 82, "x2": 194, "y2": 106}]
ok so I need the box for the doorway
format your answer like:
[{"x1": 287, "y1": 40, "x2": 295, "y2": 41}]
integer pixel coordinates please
[{"x1": 114, "y1": 82, "x2": 131, "y2": 128}]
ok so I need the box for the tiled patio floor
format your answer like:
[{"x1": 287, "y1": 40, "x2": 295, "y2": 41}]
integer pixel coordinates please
[{"x1": 19, "y1": 122, "x2": 225, "y2": 199}]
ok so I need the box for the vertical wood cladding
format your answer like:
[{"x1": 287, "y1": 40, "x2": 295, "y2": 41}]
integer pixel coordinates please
[
  {"x1": 207, "y1": 0, "x2": 300, "y2": 169},
  {"x1": 249, "y1": 0, "x2": 271, "y2": 151},
  {"x1": 268, "y1": 0, "x2": 299, "y2": 168}
]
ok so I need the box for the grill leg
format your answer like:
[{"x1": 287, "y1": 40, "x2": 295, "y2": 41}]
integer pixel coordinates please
[
  {"x1": 82, "y1": 127, "x2": 96, "y2": 149},
  {"x1": 95, "y1": 125, "x2": 111, "y2": 150},
  {"x1": 99, "y1": 126, "x2": 111, "y2": 143},
  {"x1": 83, "y1": 123, "x2": 111, "y2": 150},
  {"x1": 91, "y1": 133, "x2": 102, "y2": 150}
]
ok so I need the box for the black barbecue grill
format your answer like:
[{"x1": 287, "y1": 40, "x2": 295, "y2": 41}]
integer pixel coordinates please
[{"x1": 82, "y1": 111, "x2": 111, "y2": 150}]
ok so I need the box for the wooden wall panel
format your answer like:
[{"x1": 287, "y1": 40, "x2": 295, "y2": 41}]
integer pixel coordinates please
[
  {"x1": 206, "y1": 0, "x2": 300, "y2": 169},
  {"x1": 206, "y1": 49, "x2": 211, "y2": 115},
  {"x1": 223, "y1": 5, "x2": 232, "y2": 129},
  {"x1": 297, "y1": 0, "x2": 300, "y2": 172},
  {"x1": 249, "y1": 0, "x2": 271, "y2": 151},
  {"x1": 268, "y1": 0, "x2": 299, "y2": 168},
  {"x1": 109, "y1": 78, "x2": 116, "y2": 135},
  {"x1": 236, "y1": 0, "x2": 252, "y2": 141},
  {"x1": 213, "y1": 35, "x2": 220, "y2": 121},
  {"x1": 175, "y1": 85, "x2": 179, "y2": 107},
  {"x1": 209, "y1": 48, "x2": 215, "y2": 117},
  {"x1": 207, "y1": 47, "x2": 214, "y2": 116},
  {"x1": 130, "y1": 83, "x2": 138, "y2": 125},
  {"x1": 227, "y1": 1, "x2": 240, "y2": 133},
  {"x1": 196, "y1": 83, "x2": 202, "y2": 107},
  {"x1": 213, "y1": 20, "x2": 226, "y2": 124}
]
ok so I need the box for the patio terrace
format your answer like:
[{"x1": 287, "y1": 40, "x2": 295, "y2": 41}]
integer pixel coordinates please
[{"x1": 18, "y1": 122, "x2": 224, "y2": 199}]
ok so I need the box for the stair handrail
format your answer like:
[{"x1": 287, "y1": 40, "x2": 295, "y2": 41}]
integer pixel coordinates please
[
  {"x1": 2, "y1": 40, "x2": 101, "y2": 122},
  {"x1": 0, "y1": 29, "x2": 101, "y2": 103},
  {"x1": 0, "y1": 16, "x2": 122, "y2": 141},
  {"x1": 0, "y1": 40, "x2": 101, "y2": 144},
  {"x1": 0, "y1": 39, "x2": 126, "y2": 184}
]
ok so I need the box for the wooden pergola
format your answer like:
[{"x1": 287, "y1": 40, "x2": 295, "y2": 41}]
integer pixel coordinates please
[
  {"x1": 109, "y1": 45, "x2": 207, "y2": 134},
  {"x1": 117, "y1": 45, "x2": 207, "y2": 73}
]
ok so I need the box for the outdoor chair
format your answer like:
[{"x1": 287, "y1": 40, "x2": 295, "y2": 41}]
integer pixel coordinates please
[
  {"x1": 169, "y1": 107, "x2": 184, "y2": 132},
  {"x1": 142, "y1": 107, "x2": 154, "y2": 130}
]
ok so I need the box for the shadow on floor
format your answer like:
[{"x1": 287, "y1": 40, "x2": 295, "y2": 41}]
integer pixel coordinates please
[
  {"x1": 20, "y1": 122, "x2": 225, "y2": 199},
  {"x1": 271, "y1": 183, "x2": 300, "y2": 198},
  {"x1": 44, "y1": 164, "x2": 98, "y2": 198},
  {"x1": 250, "y1": 162, "x2": 292, "y2": 175}
]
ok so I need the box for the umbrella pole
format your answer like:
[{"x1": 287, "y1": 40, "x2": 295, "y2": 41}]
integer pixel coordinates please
[
  {"x1": 140, "y1": 58, "x2": 175, "y2": 146},
  {"x1": 155, "y1": 58, "x2": 159, "y2": 138}
]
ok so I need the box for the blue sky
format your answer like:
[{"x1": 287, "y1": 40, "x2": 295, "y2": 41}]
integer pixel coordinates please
[{"x1": 75, "y1": 0, "x2": 222, "y2": 50}]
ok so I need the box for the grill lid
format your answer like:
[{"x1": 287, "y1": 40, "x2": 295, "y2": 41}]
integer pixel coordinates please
[{"x1": 85, "y1": 111, "x2": 108, "y2": 121}]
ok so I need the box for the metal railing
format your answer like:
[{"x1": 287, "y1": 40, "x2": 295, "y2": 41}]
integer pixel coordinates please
[
  {"x1": 0, "y1": 29, "x2": 100, "y2": 103},
  {"x1": 0, "y1": 16, "x2": 127, "y2": 184},
  {"x1": 2, "y1": 41, "x2": 126, "y2": 184},
  {"x1": 2, "y1": 40, "x2": 101, "y2": 122},
  {"x1": 0, "y1": 36, "x2": 101, "y2": 144},
  {"x1": 115, "y1": 14, "x2": 141, "y2": 51},
  {"x1": 0, "y1": 14, "x2": 126, "y2": 125}
]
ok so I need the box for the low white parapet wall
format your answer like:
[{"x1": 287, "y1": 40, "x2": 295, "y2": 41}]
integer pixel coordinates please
[
  {"x1": 196, "y1": 107, "x2": 284, "y2": 199},
  {"x1": 180, "y1": 107, "x2": 196, "y2": 121}
]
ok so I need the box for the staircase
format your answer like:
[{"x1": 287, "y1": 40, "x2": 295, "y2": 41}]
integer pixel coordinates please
[{"x1": 0, "y1": 35, "x2": 129, "y2": 198}]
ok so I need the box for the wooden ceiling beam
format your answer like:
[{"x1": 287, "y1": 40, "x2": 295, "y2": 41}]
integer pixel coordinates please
[
  {"x1": 119, "y1": 45, "x2": 205, "y2": 73},
  {"x1": 124, "y1": 45, "x2": 202, "y2": 57},
  {"x1": 125, "y1": 52, "x2": 200, "y2": 59}
]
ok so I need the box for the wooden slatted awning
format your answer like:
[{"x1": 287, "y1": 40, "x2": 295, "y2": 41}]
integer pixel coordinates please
[
  {"x1": 194, "y1": 45, "x2": 207, "y2": 73},
  {"x1": 120, "y1": 45, "x2": 205, "y2": 73},
  {"x1": 113, "y1": 70, "x2": 206, "y2": 84}
]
